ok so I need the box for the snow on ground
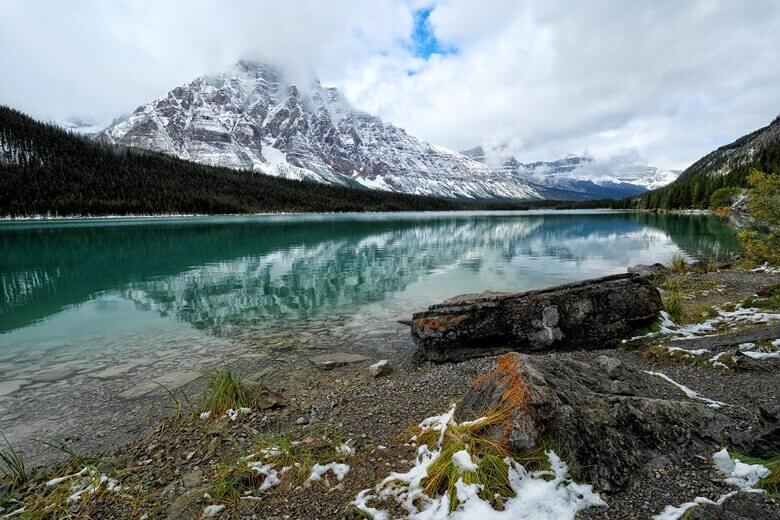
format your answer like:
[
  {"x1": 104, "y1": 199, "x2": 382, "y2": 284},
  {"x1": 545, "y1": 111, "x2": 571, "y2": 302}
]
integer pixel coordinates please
[
  {"x1": 654, "y1": 449, "x2": 771, "y2": 519},
  {"x1": 307, "y1": 462, "x2": 350, "y2": 483},
  {"x1": 644, "y1": 371, "x2": 726, "y2": 408},
  {"x1": 353, "y1": 405, "x2": 604, "y2": 519},
  {"x1": 628, "y1": 306, "x2": 780, "y2": 343}
]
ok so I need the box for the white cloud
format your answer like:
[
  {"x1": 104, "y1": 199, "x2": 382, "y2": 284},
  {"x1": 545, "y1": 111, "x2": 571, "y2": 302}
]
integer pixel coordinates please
[{"x1": 1, "y1": 0, "x2": 779, "y2": 170}]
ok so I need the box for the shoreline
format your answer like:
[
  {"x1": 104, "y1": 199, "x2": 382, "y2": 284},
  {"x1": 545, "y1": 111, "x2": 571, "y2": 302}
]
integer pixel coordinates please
[
  {"x1": 0, "y1": 207, "x2": 677, "y2": 223},
  {"x1": 1, "y1": 263, "x2": 778, "y2": 518}
]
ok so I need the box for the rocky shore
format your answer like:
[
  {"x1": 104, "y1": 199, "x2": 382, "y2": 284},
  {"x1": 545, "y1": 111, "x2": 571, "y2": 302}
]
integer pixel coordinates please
[{"x1": 1, "y1": 261, "x2": 779, "y2": 519}]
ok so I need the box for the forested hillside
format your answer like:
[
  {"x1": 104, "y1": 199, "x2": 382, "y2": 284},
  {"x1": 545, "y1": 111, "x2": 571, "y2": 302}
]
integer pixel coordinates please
[
  {"x1": 0, "y1": 107, "x2": 485, "y2": 216},
  {"x1": 634, "y1": 116, "x2": 780, "y2": 210}
]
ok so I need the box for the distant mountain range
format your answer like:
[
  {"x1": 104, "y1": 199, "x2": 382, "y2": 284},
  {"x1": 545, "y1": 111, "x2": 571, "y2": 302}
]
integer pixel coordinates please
[
  {"x1": 461, "y1": 147, "x2": 679, "y2": 200},
  {"x1": 84, "y1": 61, "x2": 677, "y2": 201}
]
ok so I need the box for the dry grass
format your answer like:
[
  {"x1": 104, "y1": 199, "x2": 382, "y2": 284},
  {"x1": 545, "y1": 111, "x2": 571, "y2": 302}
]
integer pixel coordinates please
[{"x1": 669, "y1": 253, "x2": 688, "y2": 274}]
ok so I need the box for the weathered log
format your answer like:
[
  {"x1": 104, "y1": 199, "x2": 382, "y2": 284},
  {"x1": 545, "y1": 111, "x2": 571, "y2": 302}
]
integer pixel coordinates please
[
  {"x1": 411, "y1": 273, "x2": 662, "y2": 362},
  {"x1": 457, "y1": 353, "x2": 737, "y2": 492}
]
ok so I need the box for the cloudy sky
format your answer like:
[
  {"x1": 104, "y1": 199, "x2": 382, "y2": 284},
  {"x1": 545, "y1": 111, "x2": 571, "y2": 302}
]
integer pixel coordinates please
[{"x1": 1, "y1": 0, "x2": 779, "y2": 169}]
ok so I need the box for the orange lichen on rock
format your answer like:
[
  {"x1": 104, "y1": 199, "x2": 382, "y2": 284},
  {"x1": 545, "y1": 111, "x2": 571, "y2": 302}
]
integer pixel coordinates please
[
  {"x1": 471, "y1": 353, "x2": 534, "y2": 443},
  {"x1": 414, "y1": 314, "x2": 468, "y2": 333}
]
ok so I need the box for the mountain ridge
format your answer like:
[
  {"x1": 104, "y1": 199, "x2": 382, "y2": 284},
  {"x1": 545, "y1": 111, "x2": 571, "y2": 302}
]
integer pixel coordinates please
[
  {"x1": 97, "y1": 61, "x2": 543, "y2": 200},
  {"x1": 95, "y1": 61, "x2": 677, "y2": 201}
]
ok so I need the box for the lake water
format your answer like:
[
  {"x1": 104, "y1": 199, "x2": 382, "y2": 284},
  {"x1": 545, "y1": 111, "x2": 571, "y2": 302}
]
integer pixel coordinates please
[
  {"x1": 0, "y1": 210, "x2": 739, "y2": 460},
  {"x1": 1, "y1": 210, "x2": 739, "y2": 357}
]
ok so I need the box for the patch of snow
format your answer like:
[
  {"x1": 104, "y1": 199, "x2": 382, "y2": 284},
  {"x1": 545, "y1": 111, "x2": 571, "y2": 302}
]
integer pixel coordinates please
[
  {"x1": 202, "y1": 504, "x2": 225, "y2": 517},
  {"x1": 741, "y1": 351, "x2": 780, "y2": 360},
  {"x1": 353, "y1": 405, "x2": 604, "y2": 519},
  {"x1": 451, "y1": 450, "x2": 478, "y2": 473},
  {"x1": 336, "y1": 441, "x2": 355, "y2": 456},
  {"x1": 199, "y1": 411, "x2": 211, "y2": 420},
  {"x1": 751, "y1": 263, "x2": 780, "y2": 274},
  {"x1": 631, "y1": 306, "x2": 780, "y2": 342},
  {"x1": 712, "y1": 448, "x2": 771, "y2": 490},
  {"x1": 308, "y1": 462, "x2": 350, "y2": 483},
  {"x1": 247, "y1": 462, "x2": 284, "y2": 492},
  {"x1": 644, "y1": 371, "x2": 726, "y2": 408},
  {"x1": 654, "y1": 492, "x2": 737, "y2": 520}
]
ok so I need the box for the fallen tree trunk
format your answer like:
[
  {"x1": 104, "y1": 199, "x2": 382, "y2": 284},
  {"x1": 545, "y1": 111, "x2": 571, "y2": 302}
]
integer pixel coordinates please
[{"x1": 411, "y1": 273, "x2": 661, "y2": 362}]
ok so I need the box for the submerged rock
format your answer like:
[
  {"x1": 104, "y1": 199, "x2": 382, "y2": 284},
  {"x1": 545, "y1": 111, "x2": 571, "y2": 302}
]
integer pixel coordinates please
[
  {"x1": 412, "y1": 273, "x2": 662, "y2": 362},
  {"x1": 309, "y1": 353, "x2": 369, "y2": 370},
  {"x1": 457, "y1": 353, "x2": 735, "y2": 492}
]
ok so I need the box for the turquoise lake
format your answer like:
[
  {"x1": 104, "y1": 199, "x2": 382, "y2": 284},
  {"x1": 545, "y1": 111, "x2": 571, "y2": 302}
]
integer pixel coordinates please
[{"x1": 0, "y1": 210, "x2": 739, "y2": 357}]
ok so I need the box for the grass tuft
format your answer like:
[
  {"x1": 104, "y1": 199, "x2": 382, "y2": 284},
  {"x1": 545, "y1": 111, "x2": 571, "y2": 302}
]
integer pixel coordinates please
[
  {"x1": 669, "y1": 253, "x2": 688, "y2": 274},
  {"x1": 663, "y1": 291, "x2": 684, "y2": 324},
  {"x1": 204, "y1": 368, "x2": 248, "y2": 413},
  {"x1": 0, "y1": 432, "x2": 27, "y2": 484}
]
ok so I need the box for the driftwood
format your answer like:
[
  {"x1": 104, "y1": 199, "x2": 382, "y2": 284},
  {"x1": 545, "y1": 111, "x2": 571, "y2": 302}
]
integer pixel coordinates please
[{"x1": 411, "y1": 273, "x2": 661, "y2": 362}]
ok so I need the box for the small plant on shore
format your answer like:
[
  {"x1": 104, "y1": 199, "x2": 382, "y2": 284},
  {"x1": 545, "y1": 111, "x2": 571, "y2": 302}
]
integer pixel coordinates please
[
  {"x1": 413, "y1": 408, "x2": 513, "y2": 511},
  {"x1": 208, "y1": 434, "x2": 353, "y2": 509},
  {"x1": 669, "y1": 253, "x2": 688, "y2": 274},
  {"x1": 663, "y1": 291, "x2": 684, "y2": 324},
  {"x1": 0, "y1": 432, "x2": 27, "y2": 484},
  {"x1": 742, "y1": 284, "x2": 780, "y2": 311},
  {"x1": 204, "y1": 368, "x2": 248, "y2": 413},
  {"x1": 731, "y1": 452, "x2": 779, "y2": 496}
]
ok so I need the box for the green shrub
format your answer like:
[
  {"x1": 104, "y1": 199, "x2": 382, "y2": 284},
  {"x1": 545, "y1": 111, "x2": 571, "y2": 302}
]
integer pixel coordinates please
[{"x1": 709, "y1": 187, "x2": 741, "y2": 210}]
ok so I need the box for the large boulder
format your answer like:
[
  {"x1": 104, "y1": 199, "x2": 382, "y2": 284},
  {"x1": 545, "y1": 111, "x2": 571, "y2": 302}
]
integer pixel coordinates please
[
  {"x1": 412, "y1": 273, "x2": 661, "y2": 362},
  {"x1": 457, "y1": 353, "x2": 735, "y2": 492}
]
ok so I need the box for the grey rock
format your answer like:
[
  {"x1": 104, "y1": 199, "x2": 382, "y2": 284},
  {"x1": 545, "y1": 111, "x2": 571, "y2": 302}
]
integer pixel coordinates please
[
  {"x1": 457, "y1": 353, "x2": 734, "y2": 492},
  {"x1": 749, "y1": 404, "x2": 780, "y2": 458},
  {"x1": 369, "y1": 360, "x2": 392, "y2": 377},
  {"x1": 309, "y1": 353, "x2": 369, "y2": 370},
  {"x1": 166, "y1": 486, "x2": 207, "y2": 520},
  {"x1": 412, "y1": 273, "x2": 662, "y2": 362},
  {"x1": 627, "y1": 263, "x2": 668, "y2": 279},
  {"x1": 181, "y1": 468, "x2": 204, "y2": 489},
  {"x1": 245, "y1": 382, "x2": 289, "y2": 410}
]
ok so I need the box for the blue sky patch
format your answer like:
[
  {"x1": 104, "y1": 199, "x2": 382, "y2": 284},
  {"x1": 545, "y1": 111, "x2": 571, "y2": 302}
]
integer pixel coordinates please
[{"x1": 410, "y1": 8, "x2": 457, "y2": 59}]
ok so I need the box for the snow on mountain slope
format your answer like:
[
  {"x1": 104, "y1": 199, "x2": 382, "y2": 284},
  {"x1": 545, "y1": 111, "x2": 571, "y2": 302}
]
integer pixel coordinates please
[
  {"x1": 463, "y1": 147, "x2": 679, "y2": 199},
  {"x1": 98, "y1": 61, "x2": 541, "y2": 200}
]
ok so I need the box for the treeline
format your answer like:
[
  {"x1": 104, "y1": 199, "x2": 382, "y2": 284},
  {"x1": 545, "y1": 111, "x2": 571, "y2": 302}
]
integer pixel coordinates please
[
  {"x1": 0, "y1": 107, "x2": 498, "y2": 216},
  {"x1": 633, "y1": 135, "x2": 780, "y2": 211}
]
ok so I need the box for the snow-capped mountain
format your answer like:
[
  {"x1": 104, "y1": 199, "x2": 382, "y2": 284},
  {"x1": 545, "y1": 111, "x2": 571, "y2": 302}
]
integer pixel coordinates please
[
  {"x1": 52, "y1": 116, "x2": 113, "y2": 135},
  {"x1": 462, "y1": 147, "x2": 679, "y2": 199},
  {"x1": 97, "y1": 61, "x2": 541, "y2": 200}
]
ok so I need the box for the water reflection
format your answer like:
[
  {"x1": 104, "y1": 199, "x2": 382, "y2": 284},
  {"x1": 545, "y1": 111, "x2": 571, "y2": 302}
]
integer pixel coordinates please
[{"x1": 0, "y1": 211, "x2": 738, "y2": 339}]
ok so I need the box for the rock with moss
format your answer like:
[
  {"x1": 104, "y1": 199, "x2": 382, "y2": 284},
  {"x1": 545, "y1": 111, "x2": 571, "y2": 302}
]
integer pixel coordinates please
[
  {"x1": 457, "y1": 353, "x2": 738, "y2": 492},
  {"x1": 411, "y1": 273, "x2": 662, "y2": 362}
]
